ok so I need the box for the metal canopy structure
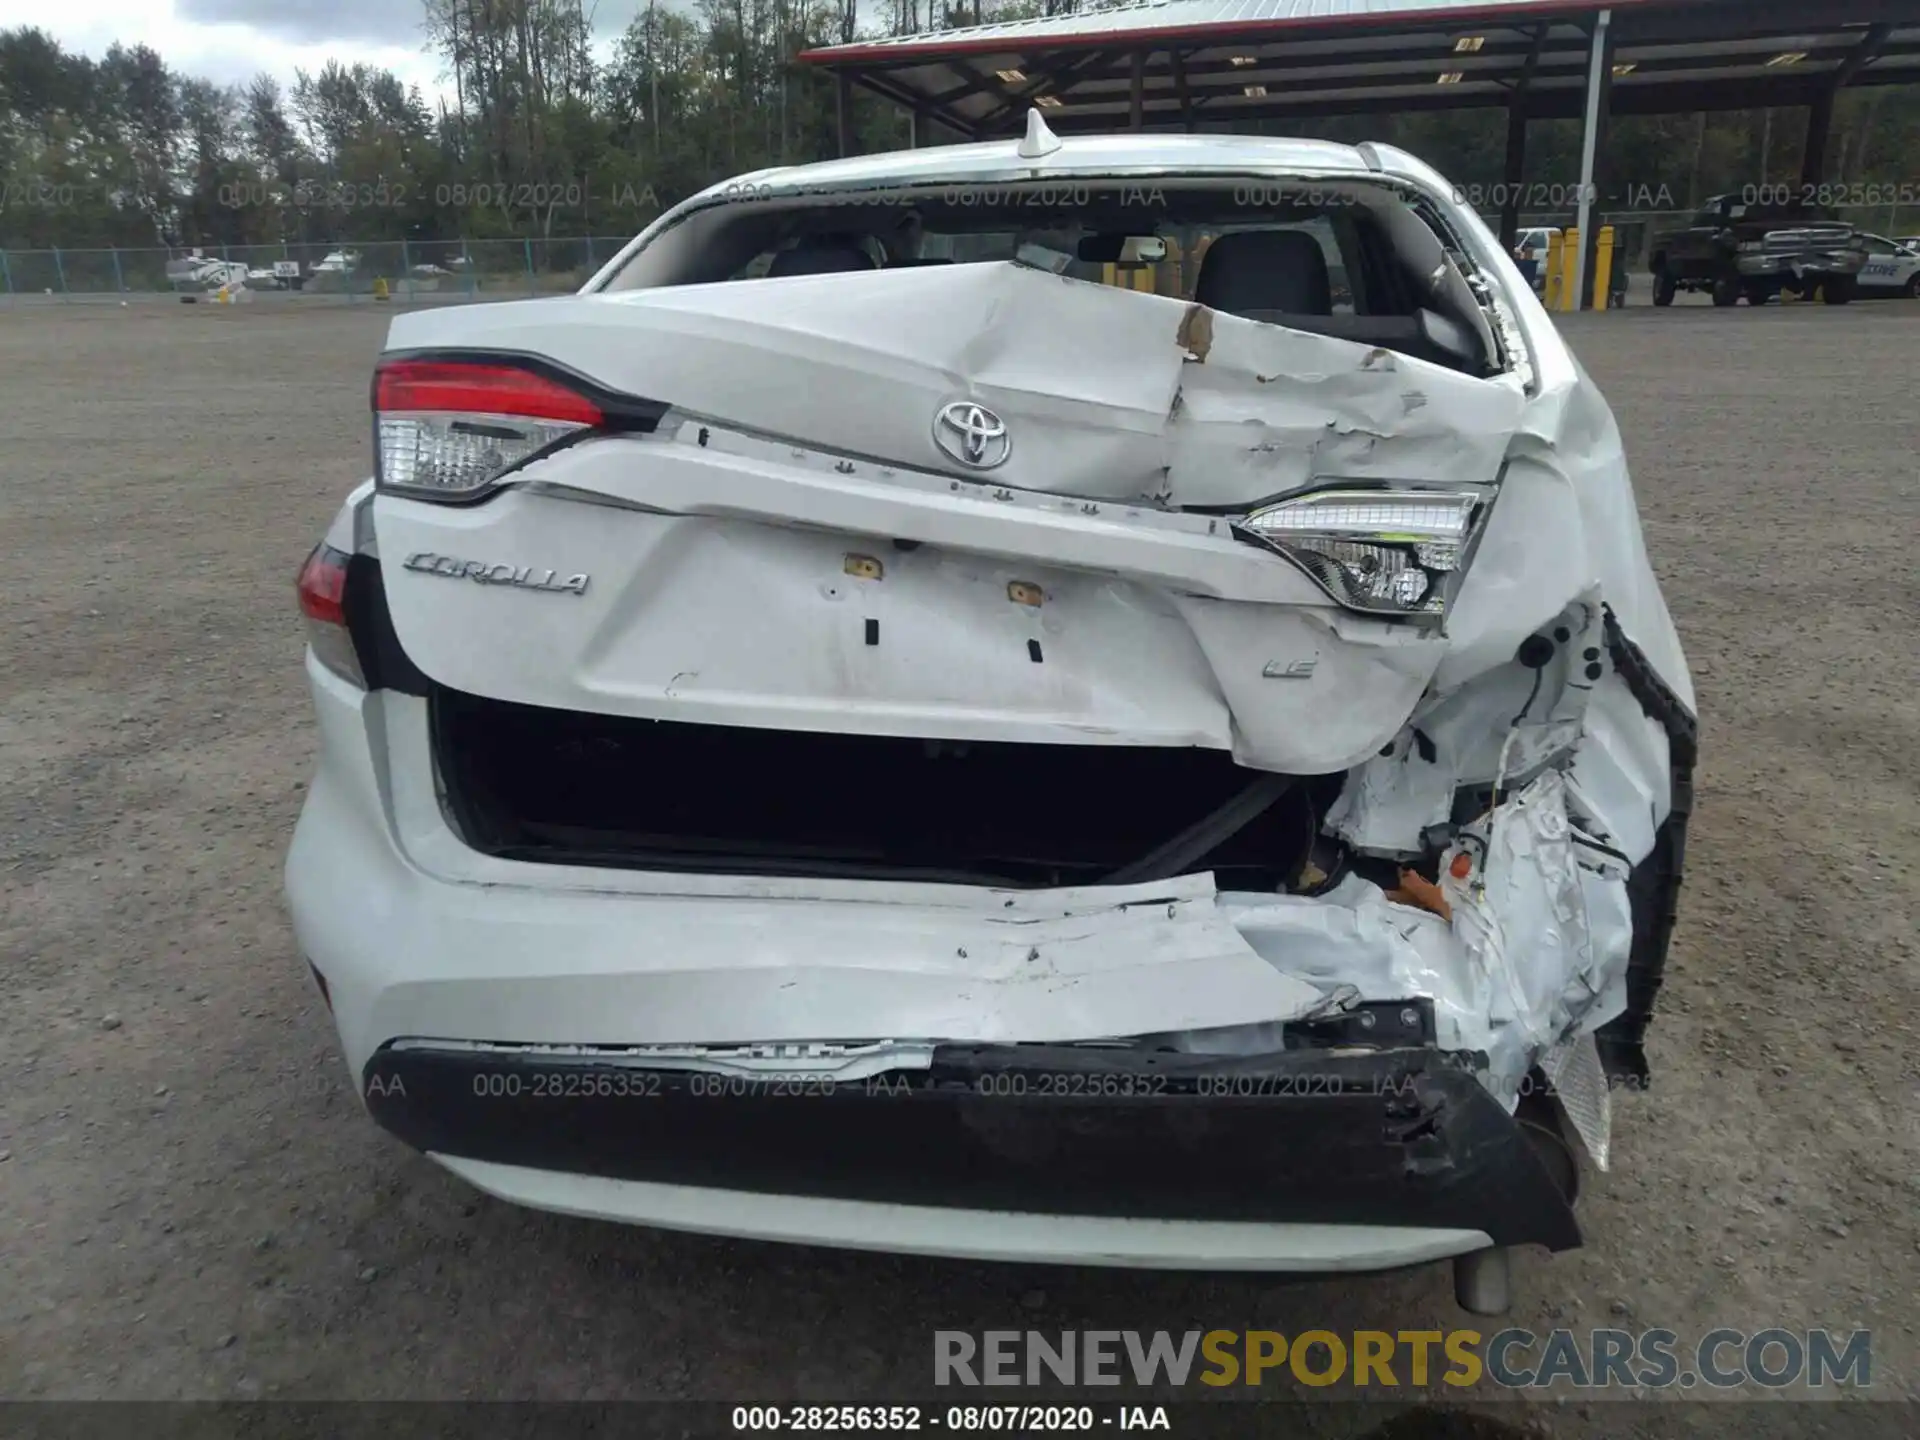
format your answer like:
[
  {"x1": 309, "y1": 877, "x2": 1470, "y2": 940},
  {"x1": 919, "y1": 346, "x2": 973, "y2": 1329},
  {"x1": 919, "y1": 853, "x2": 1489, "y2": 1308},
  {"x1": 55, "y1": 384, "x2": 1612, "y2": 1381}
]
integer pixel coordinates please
[{"x1": 800, "y1": 0, "x2": 1920, "y2": 306}]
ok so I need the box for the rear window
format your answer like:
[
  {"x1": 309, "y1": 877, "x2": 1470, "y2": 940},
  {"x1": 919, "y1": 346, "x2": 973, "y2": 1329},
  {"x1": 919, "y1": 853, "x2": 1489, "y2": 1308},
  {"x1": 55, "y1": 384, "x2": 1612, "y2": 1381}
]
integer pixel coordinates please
[
  {"x1": 608, "y1": 191, "x2": 1360, "y2": 306},
  {"x1": 599, "y1": 180, "x2": 1501, "y2": 372},
  {"x1": 726, "y1": 216, "x2": 1357, "y2": 312}
]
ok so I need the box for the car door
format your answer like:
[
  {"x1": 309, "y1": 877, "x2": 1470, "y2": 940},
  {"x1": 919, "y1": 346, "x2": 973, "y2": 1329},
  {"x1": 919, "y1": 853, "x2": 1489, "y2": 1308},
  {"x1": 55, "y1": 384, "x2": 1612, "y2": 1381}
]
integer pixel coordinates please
[
  {"x1": 1677, "y1": 203, "x2": 1728, "y2": 277},
  {"x1": 1857, "y1": 236, "x2": 1910, "y2": 290}
]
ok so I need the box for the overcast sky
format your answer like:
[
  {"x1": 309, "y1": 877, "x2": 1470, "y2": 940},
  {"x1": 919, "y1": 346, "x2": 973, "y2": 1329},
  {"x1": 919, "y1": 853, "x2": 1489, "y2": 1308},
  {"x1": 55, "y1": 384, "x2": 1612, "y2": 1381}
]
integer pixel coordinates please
[{"x1": 0, "y1": 0, "x2": 650, "y2": 100}]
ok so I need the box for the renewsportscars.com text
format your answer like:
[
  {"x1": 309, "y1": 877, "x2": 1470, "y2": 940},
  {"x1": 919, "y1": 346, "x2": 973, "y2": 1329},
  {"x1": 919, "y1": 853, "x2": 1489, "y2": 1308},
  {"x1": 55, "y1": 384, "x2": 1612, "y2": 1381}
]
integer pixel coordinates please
[{"x1": 933, "y1": 1329, "x2": 1871, "y2": 1391}]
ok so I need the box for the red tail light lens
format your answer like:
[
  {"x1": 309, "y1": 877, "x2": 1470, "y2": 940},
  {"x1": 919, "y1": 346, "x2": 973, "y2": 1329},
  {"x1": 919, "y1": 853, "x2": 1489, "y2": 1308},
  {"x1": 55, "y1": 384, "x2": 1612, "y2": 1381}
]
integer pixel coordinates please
[
  {"x1": 374, "y1": 360, "x2": 604, "y2": 427},
  {"x1": 296, "y1": 543, "x2": 365, "y2": 687},
  {"x1": 297, "y1": 543, "x2": 349, "y2": 625},
  {"x1": 374, "y1": 357, "x2": 602, "y2": 501}
]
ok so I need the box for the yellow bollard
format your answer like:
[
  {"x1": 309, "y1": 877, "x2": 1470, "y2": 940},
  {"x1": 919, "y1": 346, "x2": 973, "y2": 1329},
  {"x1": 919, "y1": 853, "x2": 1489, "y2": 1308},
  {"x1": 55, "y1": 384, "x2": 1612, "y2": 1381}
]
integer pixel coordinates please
[
  {"x1": 1546, "y1": 229, "x2": 1615, "y2": 311},
  {"x1": 1544, "y1": 230, "x2": 1578, "y2": 311},
  {"x1": 373, "y1": 277, "x2": 391, "y2": 302}
]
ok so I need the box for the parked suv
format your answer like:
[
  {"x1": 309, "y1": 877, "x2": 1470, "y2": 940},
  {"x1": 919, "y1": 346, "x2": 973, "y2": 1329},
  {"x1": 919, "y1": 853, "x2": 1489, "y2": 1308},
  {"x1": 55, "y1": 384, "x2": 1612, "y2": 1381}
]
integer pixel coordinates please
[
  {"x1": 1650, "y1": 194, "x2": 1868, "y2": 306},
  {"x1": 286, "y1": 116, "x2": 1695, "y2": 1314}
]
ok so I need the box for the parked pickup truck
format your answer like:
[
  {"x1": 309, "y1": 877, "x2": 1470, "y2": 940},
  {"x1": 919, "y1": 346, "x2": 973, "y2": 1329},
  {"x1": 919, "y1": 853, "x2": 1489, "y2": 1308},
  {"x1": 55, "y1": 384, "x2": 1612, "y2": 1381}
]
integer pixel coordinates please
[{"x1": 1650, "y1": 194, "x2": 1868, "y2": 307}]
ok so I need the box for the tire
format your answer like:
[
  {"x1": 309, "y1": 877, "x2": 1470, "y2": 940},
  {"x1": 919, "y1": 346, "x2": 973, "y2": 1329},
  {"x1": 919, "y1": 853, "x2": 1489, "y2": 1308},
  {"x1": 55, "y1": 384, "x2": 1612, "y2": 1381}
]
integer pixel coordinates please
[
  {"x1": 1745, "y1": 282, "x2": 1772, "y2": 307},
  {"x1": 1710, "y1": 273, "x2": 1740, "y2": 307},
  {"x1": 1904, "y1": 274, "x2": 1919, "y2": 299},
  {"x1": 1822, "y1": 275, "x2": 1855, "y2": 306},
  {"x1": 1652, "y1": 260, "x2": 1676, "y2": 307}
]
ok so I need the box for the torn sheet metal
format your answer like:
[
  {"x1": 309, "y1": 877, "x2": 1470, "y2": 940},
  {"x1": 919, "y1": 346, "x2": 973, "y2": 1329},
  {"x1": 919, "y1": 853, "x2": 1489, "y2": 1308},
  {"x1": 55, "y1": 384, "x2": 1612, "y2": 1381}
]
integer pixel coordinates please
[
  {"x1": 1326, "y1": 597, "x2": 1608, "y2": 859},
  {"x1": 1222, "y1": 770, "x2": 1632, "y2": 1105},
  {"x1": 1165, "y1": 304, "x2": 1526, "y2": 508},
  {"x1": 1542, "y1": 1031, "x2": 1613, "y2": 1172},
  {"x1": 345, "y1": 830, "x2": 1337, "y2": 1057},
  {"x1": 1439, "y1": 770, "x2": 1632, "y2": 1092}
]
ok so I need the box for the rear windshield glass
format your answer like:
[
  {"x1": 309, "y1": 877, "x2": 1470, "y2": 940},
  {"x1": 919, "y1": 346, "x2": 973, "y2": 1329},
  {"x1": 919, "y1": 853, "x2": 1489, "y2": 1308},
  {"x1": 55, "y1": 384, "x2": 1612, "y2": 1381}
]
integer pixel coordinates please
[
  {"x1": 604, "y1": 187, "x2": 1368, "y2": 304},
  {"x1": 597, "y1": 181, "x2": 1501, "y2": 373}
]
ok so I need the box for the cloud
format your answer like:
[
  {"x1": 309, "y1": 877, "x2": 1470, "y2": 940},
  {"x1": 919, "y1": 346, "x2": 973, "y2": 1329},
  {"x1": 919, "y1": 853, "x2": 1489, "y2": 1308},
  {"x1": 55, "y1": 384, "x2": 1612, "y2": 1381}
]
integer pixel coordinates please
[
  {"x1": 179, "y1": 0, "x2": 654, "y2": 48},
  {"x1": 177, "y1": 0, "x2": 429, "y2": 47},
  {"x1": 0, "y1": 0, "x2": 447, "y2": 97}
]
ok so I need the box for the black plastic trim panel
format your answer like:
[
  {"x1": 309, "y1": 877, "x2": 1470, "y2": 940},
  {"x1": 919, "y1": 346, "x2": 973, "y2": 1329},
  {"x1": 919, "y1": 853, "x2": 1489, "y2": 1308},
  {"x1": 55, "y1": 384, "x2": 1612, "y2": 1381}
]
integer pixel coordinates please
[
  {"x1": 342, "y1": 554, "x2": 431, "y2": 697},
  {"x1": 1595, "y1": 605, "x2": 1699, "y2": 1087},
  {"x1": 363, "y1": 1041, "x2": 1582, "y2": 1251}
]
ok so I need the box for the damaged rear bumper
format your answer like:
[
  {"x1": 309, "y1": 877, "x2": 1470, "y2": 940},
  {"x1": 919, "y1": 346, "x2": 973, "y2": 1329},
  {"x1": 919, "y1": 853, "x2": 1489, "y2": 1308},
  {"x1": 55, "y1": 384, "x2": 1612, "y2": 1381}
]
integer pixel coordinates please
[{"x1": 362, "y1": 1040, "x2": 1580, "y2": 1260}]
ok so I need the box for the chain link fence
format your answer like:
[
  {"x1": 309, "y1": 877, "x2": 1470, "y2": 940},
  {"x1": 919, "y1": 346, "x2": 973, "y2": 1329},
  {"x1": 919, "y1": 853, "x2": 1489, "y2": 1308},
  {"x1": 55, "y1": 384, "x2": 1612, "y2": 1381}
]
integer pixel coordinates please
[
  {"x1": 0, "y1": 236, "x2": 637, "y2": 305},
  {"x1": 7, "y1": 204, "x2": 1918, "y2": 307}
]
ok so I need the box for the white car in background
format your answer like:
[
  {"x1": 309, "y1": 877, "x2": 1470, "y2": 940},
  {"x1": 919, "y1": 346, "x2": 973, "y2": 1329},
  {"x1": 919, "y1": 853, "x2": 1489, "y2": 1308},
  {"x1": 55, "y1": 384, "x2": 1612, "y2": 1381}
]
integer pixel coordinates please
[
  {"x1": 1856, "y1": 234, "x2": 1920, "y2": 297},
  {"x1": 285, "y1": 114, "x2": 1695, "y2": 1315},
  {"x1": 1512, "y1": 225, "x2": 1559, "y2": 291},
  {"x1": 165, "y1": 253, "x2": 249, "y2": 291}
]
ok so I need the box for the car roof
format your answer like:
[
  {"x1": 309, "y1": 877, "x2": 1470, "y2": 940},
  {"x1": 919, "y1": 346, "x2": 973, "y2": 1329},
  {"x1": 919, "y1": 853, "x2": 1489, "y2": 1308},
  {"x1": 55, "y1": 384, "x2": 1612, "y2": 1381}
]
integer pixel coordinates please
[{"x1": 693, "y1": 132, "x2": 1379, "y2": 201}]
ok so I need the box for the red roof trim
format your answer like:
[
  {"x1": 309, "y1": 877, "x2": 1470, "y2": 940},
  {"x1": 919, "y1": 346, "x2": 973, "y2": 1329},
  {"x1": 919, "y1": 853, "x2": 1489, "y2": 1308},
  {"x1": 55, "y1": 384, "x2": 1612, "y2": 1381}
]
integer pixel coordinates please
[{"x1": 798, "y1": 0, "x2": 1663, "y2": 66}]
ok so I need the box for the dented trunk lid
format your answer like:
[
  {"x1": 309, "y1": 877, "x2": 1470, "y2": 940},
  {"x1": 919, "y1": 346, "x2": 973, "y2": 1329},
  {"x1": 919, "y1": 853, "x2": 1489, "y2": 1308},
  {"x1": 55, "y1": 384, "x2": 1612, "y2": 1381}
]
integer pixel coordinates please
[
  {"x1": 370, "y1": 264, "x2": 1528, "y2": 773},
  {"x1": 381, "y1": 262, "x2": 1525, "y2": 506}
]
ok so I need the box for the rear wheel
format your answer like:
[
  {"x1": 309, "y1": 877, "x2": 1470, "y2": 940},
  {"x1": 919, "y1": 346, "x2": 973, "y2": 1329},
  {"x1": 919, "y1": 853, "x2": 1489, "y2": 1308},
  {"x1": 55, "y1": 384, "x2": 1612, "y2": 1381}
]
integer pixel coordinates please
[
  {"x1": 1822, "y1": 275, "x2": 1855, "y2": 306},
  {"x1": 1652, "y1": 261, "x2": 1677, "y2": 307},
  {"x1": 1905, "y1": 274, "x2": 1920, "y2": 299},
  {"x1": 1744, "y1": 281, "x2": 1773, "y2": 307},
  {"x1": 1710, "y1": 273, "x2": 1740, "y2": 307}
]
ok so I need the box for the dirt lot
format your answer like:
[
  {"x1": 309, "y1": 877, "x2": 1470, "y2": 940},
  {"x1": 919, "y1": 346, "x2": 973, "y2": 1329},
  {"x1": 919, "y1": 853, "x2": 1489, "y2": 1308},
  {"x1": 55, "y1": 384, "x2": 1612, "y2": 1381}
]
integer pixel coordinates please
[{"x1": 1, "y1": 298, "x2": 1916, "y2": 1434}]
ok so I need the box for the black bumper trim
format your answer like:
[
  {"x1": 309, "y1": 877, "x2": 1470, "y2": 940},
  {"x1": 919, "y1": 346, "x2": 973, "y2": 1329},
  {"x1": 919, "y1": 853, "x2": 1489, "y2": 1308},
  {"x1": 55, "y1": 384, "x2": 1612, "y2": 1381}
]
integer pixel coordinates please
[
  {"x1": 363, "y1": 1041, "x2": 1581, "y2": 1252},
  {"x1": 1596, "y1": 606, "x2": 1698, "y2": 1087}
]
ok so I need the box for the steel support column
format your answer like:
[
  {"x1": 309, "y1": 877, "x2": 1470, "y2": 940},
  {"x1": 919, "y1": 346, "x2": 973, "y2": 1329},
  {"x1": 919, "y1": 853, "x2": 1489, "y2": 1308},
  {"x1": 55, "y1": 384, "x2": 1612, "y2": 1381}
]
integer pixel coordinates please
[
  {"x1": 836, "y1": 72, "x2": 853, "y2": 157},
  {"x1": 1499, "y1": 27, "x2": 1549, "y2": 250},
  {"x1": 1804, "y1": 23, "x2": 1889, "y2": 186},
  {"x1": 1498, "y1": 104, "x2": 1529, "y2": 250},
  {"x1": 1572, "y1": 8, "x2": 1614, "y2": 311},
  {"x1": 1130, "y1": 52, "x2": 1146, "y2": 130},
  {"x1": 1800, "y1": 87, "x2": 1835, "y2": 186}
]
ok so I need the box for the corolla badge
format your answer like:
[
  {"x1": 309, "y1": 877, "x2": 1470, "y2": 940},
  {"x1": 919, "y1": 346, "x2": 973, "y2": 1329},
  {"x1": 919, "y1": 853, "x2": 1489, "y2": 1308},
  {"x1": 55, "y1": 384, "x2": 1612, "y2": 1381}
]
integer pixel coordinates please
[
  {"x1": 933, "y1": 401, "x2": 1011, "y2": 470},
  {"x1": 403, "y1": 551, "x2": 590, "y2": 596}
]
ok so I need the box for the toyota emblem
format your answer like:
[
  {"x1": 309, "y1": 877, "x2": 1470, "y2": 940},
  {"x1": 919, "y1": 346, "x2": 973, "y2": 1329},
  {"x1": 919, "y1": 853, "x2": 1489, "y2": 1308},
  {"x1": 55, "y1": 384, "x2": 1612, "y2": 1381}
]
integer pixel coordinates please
[{"x1": 933, "y1": 401, "x2": 1011, "y2": 470}]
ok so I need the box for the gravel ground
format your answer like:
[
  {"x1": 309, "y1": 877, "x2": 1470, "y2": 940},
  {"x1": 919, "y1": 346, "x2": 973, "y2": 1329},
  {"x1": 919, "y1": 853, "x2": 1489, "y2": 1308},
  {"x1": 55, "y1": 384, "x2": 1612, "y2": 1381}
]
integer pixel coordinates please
[{"x1": 1, "y1": 299, "x2": 1916, "y2": 1435}]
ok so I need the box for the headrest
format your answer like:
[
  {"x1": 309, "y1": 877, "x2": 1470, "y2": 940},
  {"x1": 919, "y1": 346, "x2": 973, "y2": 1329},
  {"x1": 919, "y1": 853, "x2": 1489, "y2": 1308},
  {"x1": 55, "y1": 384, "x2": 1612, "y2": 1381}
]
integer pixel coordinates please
[
  {"x1": 1194, "y1": 230, "x2": 1334, "y2": 317},
  {"x1": 767, "y1": 242, "x2": 877, "y2": 277}
]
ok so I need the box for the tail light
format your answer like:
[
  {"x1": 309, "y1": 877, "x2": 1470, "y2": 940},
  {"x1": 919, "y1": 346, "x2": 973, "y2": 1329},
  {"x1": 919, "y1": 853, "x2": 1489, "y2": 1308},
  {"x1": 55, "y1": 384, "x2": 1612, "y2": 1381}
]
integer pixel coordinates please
[
  {"x1": 297, "y1": 543, "x2": 366, "y2": 686},
  {"x1": 373, "y1": 357, "x2": 604, "y2": 502},
  {"x1": 1235, "y1": 488, "x2": 1487, "y2": 623}
]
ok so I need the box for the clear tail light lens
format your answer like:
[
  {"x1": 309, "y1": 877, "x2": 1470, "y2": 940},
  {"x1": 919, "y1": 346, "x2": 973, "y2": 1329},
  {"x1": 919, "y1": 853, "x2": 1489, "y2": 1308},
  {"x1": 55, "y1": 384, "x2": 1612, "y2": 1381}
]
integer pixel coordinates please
[
  {"x1": 1236, "y1": 489, "x2": 1485, "y2": 621},
  {"x1": 373, "y1": 359, "x2": 603, "y2": 501},
  {"x1": 297, "y1": 542, "x2": 366, "y2": 686}
]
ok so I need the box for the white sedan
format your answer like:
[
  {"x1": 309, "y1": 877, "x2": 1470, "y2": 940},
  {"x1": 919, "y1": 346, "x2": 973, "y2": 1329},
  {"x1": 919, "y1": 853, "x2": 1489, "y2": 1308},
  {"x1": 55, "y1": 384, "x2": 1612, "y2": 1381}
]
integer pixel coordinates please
[
  {"x1": 1857, "y1": 234, "x2": 1920, "y2": 297},
  {"x1": 285, "y1": 114, "x2": 1696, "y2": 1315}
]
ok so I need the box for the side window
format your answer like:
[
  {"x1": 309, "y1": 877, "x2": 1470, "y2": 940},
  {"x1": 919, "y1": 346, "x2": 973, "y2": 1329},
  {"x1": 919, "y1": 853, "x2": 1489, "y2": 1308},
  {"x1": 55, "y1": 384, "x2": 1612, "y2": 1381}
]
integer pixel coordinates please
[{"x1": 1863, "y1": 237, "x2": 1895, "y2": 256}]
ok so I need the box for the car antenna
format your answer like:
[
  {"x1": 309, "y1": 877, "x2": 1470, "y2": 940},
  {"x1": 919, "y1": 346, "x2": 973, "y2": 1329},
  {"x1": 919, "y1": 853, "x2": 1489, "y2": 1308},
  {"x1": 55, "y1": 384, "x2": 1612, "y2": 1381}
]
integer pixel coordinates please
[{"x1": 1016, "y1": 107, "x2": 1063, "y2": 161}]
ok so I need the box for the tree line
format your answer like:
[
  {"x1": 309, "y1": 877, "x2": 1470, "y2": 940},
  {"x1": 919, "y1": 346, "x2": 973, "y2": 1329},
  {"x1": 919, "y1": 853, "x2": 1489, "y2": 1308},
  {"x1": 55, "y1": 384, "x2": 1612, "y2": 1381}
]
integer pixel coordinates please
[{"x1": 2, "y1": 7, "x2": 1917, "y2": 253}]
